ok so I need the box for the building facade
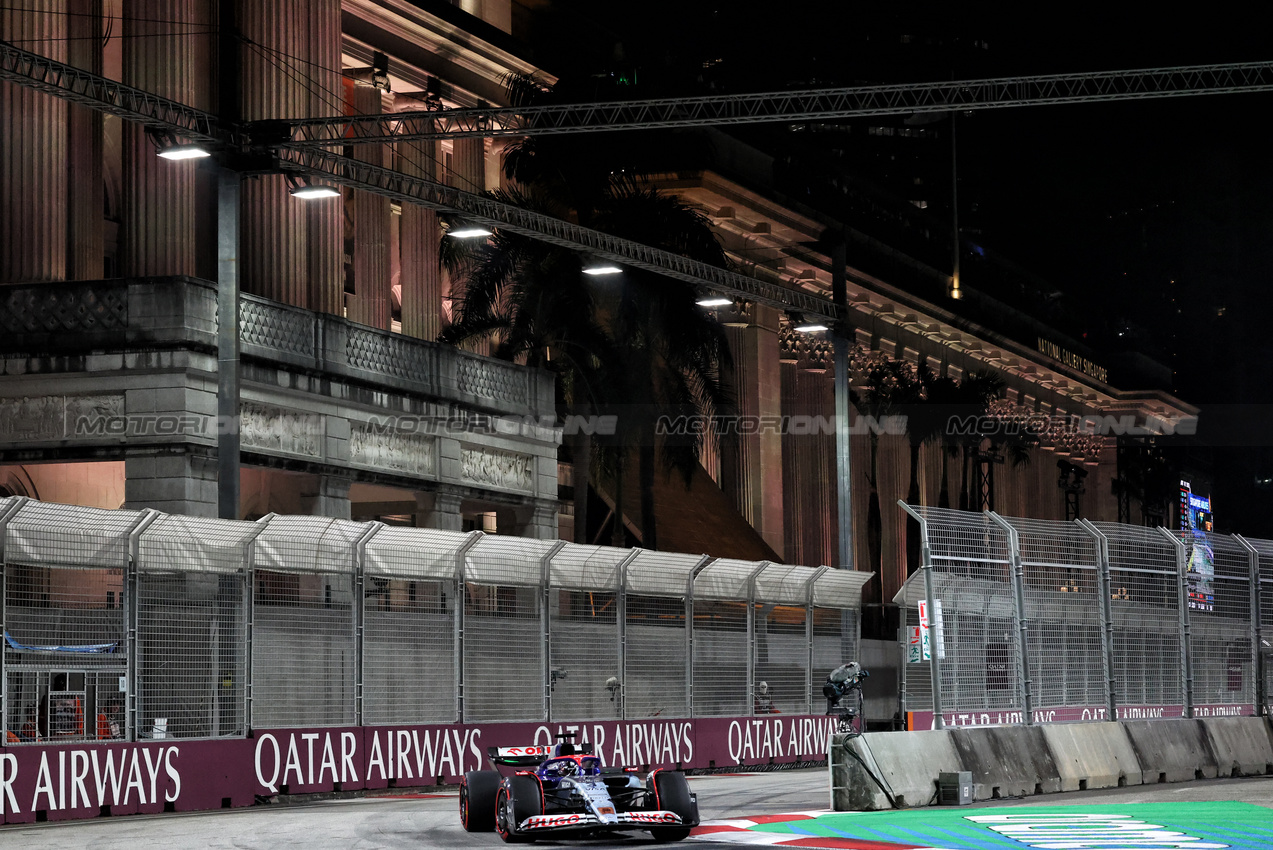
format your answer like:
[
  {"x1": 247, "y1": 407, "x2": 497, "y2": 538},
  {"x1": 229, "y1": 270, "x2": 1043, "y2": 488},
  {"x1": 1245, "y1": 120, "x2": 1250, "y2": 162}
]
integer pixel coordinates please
[{"x1": 0, "y1": 1, "x2": 1198, "y2": 620}]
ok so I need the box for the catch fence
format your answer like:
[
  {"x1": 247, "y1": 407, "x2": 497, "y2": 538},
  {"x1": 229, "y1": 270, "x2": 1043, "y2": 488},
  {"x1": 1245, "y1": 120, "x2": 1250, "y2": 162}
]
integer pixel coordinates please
[
  {"x1": 898, "y1": 503, "x2": 1268, "y2": 727},
  {"x1": 0, "y1": 496, "x2": 868, "y2": 744}
]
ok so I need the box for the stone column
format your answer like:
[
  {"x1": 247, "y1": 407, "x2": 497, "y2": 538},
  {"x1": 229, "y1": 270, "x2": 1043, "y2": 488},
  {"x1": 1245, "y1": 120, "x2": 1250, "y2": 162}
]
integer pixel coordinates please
[
  {"x1": 66, "y1": 0, "x2": 103, "y2": 280},
  {"x1": 0, "y1": 0, "x2": 68, "y2": 282},
  {"x1": 415, "y1": 488, "x2": 464, "y2": 531},
  {"x1": 494, "y1": 501, "x2": 558, "y2": 540},
  {"x1": 239, "y1": 0, "x2": 310, "y2": 308},
  {"x1": 396, "y1": 123, "x2": 443, "y2": 341},
  {"x1": 124, "y1": 451, "x2": 219, "y2": 517},
  {"x1": 720, "y1": 303, "x2": 785, "y2": 554},
  {"x1": 120, "y1": 0, "x2": 209, "y2": 277},
  {"x1": 300, "y1": 473, "x2": 352, "y2": 520},
  {"x1": 779, "y1": 358, "x2": 803, "y2": 565},
  {"x1": 780, "y1": 327, "x2": 837, "y2": 567},
  {"x1": 448, "y1": 135, "x2": 488, "y2": 351},
  {"x1": 452, "y1": 137, "x2": 486, "y2": 194},
  {"x1": 306, "y1": 0, "x2": 344, "y2": 316},
  {"x1": 345, "y1": 85, "x2": 391, "y2": 329}
]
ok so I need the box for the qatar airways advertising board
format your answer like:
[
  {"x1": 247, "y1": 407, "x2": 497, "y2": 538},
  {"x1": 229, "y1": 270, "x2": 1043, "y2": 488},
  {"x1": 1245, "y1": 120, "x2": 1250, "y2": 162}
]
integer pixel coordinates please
[{"x1": 0, "y1": 714, "x2": 838, "y2": 823}]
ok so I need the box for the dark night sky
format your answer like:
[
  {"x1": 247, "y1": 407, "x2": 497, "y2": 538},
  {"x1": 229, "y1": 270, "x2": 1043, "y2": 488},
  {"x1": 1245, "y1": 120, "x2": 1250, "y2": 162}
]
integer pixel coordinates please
[{"x1": 524, "y1": 1, "x2": 1273, "y2": 530}]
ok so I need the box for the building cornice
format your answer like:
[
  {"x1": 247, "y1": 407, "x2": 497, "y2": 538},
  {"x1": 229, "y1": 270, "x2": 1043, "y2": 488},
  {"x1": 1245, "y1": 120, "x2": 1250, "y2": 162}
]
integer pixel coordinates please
[
  {"x1": 342, "y1": 0, "x2": 554, "y2": 108},
  {"x1": 655, "y1": 169, "x2": 1198, "y2": 427}
]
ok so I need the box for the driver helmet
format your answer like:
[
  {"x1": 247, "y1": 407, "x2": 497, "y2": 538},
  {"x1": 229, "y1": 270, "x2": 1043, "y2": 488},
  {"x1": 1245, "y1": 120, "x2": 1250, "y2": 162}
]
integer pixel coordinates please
[{"x1": 551, "y1": 758, "x2": 578, "y2": 777}]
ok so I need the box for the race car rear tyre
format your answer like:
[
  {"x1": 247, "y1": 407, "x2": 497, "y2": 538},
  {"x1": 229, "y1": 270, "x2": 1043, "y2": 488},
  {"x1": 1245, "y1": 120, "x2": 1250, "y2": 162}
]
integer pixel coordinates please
[
  {"x1": 496, "y1": 776, "x2": 542, "y2": 843},
  {"x1": 460, "y1": 770, "x2": 500, "y2": 832},
  {"x1": 649, "y1": 771, "x2": 694, "y2": 842}
]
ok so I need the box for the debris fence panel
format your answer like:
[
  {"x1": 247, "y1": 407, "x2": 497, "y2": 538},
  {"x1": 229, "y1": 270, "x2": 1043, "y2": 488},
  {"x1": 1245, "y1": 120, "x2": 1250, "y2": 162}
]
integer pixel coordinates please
[
  {"x1": 900, "y1": 505, "x2": 1272, "y2": 726},
  {"x1": 548, "y1": 589, "x2": 620, "y2": 721},
  {"x1": 625, "y1": 594, "x2": 688, "y2": 719},
  {"x1": 1098, "y1": 523, "x2": 1186, "y2": 715},
  {"x1": 691, "y1": 600, "x2": 750, "y2": 717},
  {"x1": 1, "y1": 500, "x2": 865, "y2": 742},
  {"x1": 756, "y1": 604, "x2": 809, "y2": 715},
  {"x1": 462, "y1": 582, "x2": 543, "y2": 722},
  {"x1": 811, "y1": 607, "x2": 858, "y2": 713},
  {"x1": 2, "y1": 564, "x2": 127, "y2": 743},
  {"x1": 363, "y1": 578, "x2": 458, "y2": 725},
  {"x1": 1007, "y1": 517, "x2": 1106, "y2": 716},
  {"x1": 137, "y1": 572, "x2": 247, "y2": 739},
  {"x1": 251, "y1": 571, "x2": 357, "y2": 728},
  {"x1": 1185, "y1": 533, "x2": 1255, "y2": 709}
]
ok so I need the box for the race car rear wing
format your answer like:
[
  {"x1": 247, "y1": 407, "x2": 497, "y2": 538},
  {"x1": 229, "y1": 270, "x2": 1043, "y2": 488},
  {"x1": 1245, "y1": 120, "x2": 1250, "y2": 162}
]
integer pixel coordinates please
[{"x1": 487, "y1": 741, "x2": 596, "y2": 767}]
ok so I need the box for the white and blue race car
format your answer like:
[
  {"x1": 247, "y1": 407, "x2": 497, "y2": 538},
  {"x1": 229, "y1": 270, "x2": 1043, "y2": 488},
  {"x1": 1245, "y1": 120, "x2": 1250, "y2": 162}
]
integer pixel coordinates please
[{"x1": 460, "y1": 735, "x2": 699, "y2": 843}]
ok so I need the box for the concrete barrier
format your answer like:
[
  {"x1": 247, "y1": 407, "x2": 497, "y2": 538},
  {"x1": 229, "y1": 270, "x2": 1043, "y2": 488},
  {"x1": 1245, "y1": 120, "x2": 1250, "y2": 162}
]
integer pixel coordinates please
[
  {"x1": 831, "y1": 730, "x2": 962, "y2": 811},
  {"x1": 1200, "y1": 717, "x2": 1273, "y2": 777},
  {"x1": 949, "y1": 726, "x2": 1061, "y2": 800},
  {"x1": 1041, "y1": 722, "x2": 1142, "y2": 791},
  {"x1": 1122, "y1": 718, "x2": 1218, "y2": 783}
]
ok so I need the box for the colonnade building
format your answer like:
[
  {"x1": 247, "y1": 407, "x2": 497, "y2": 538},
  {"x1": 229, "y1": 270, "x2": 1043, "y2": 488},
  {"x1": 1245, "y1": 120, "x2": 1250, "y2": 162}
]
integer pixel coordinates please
[{"x1": 0, "y1": 1, "x2": 1197, "y2": 621}]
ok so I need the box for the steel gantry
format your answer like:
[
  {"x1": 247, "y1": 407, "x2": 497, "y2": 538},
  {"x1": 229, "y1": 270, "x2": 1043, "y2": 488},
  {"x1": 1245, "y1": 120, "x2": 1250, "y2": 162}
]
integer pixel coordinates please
[
  {"x1": 7, "y1": 37, "x2": 1273, "y2": 317},
  {"x1": 6, "y1": 37, "x2": 1273, "y2": 317},
  {"x1": 0, "y1": 41, "x2": 222, "y2": 143},
  {"x1": 268, "y1": 61, "x2": 1273, "y2": 146},
  {"x1": 274, "y1": 146, "x2": 833, "y2": 317}
]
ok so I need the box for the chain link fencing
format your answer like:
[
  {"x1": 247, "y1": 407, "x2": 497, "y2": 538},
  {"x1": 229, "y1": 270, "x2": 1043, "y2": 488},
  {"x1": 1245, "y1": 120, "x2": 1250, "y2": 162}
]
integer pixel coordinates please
[
  {"x1": 899, "y1": 501, "x2": 1270, "y2": 726},
  {"x1": 0, "y1": 497, "x2": 867, "y2": 743}
]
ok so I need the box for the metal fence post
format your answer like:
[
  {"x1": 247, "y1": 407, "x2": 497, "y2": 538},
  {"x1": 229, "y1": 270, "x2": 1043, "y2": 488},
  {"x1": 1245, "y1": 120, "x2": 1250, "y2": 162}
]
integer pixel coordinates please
[
  {"x1": 806, "y1": 567, "x2": 829, "y2": 716},
  {"x1": 686, "y1": 556, "x2": 713, "y2": 718},
  {"x1": 125, "y1": 510, "x2": 160, "y2": 742},
  {"x1": 616, "y1": 550, "x2": 640, "y2": 721},
  {"x1": 899, "y1": 502, "x2": 944, "y2": 729},
  {"x1": 1157, "y1": 527, "x2": 1193, "y2": 718},
  {"x1": 352, "y1": 522, "x2": 384, "y2": 728},
  {"x1": 0, "y1": 497, "x2": 28, "y2": 737},
  {"x1": 1078, "y1": 519, "x2": 1118, "y2": 722},
  {"x1": 988, "y1": 512, "x2": 1033, "y2": 725},
  {"x1": 454, "y1": 531, "x2": 483, "y2": 723},
  {"x1": 540, "y1": 541, "x2": 566, "y2": 721},
  {"x1": 745, "y1": 561, "x2": 770, "y2": 717},
  {"x1": 247, "y1": 513, "x2": 278, "y2": 733},
  {"x1": 242, "y1": 520, "x2": 269, "y2": 736},
  {"x1": 1236, "y1": 535, "x2": 1263, "y2": 716}
]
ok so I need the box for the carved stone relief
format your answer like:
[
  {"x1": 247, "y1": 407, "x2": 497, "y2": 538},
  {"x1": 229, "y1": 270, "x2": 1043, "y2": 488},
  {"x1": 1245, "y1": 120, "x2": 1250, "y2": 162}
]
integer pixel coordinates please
[
  {"x1": 460, "y1": 446, "x2": 534, "y2": 492},
  {"x1": 239, "y1": 402, "x2": 323, "y2": 457},
  {"x1": 0, "y1": 394, "x2": 125, "y2": 440},
  {"x1": 349, "y1": 423, "x2": 436, "y2": 476}
]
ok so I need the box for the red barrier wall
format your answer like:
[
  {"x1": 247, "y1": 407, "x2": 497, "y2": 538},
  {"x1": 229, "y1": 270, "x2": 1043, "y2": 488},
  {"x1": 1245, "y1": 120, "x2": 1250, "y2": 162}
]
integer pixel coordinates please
[{"x1": 1, "y1": 714, "x2": 837, "y2": 823}]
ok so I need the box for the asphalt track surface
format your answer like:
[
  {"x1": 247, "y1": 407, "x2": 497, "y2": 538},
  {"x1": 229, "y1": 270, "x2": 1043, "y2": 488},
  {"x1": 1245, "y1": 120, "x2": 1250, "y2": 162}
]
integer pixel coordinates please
[{"x1": 2, "y1": 768, "x2": 1271, "y2": 849}]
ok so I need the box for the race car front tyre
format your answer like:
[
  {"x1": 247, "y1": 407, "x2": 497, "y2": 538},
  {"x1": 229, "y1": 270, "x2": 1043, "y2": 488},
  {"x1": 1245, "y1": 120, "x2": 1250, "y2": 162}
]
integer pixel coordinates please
[
  {"x1": 460, "y1": 770, "x2": 501, "y2": 832},
  {"x1": 649, "y1": 771, "x2": 694, "y2": 842},
  {"x1": 496, "y1": 776, "x2": 543, "y2": 843}
]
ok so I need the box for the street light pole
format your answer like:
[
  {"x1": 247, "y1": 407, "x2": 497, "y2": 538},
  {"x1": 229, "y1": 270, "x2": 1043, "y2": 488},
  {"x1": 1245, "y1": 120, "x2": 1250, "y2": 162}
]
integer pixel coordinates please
[
  {"x1": 216, "y1": 167, "x2": 241, "y2": 520},
  {"x1": 831, "y1": 238, "x2": 854, "y2": 571}
]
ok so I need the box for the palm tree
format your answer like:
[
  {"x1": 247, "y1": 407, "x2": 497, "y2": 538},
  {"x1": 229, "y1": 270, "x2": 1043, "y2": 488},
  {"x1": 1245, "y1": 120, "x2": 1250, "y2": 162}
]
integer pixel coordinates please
[
  {"x1": 442, "y1": 76, "x2": 734, "y2": 549},
  {"x1": 589, "y1": 186, "x2": 733, "y2": 550},
  {"x1": 951, "y1": 370, "x2": 1037, "y2": 512},
  {"x1": 440, "y1": 187, "x2": 612, "y2": 544},
  {"x1": 900, "y1": 365, "x2": 960, "y2": 575},
  {"x1": 850, "y1": 352, "x2": 924, "y2": 630}
]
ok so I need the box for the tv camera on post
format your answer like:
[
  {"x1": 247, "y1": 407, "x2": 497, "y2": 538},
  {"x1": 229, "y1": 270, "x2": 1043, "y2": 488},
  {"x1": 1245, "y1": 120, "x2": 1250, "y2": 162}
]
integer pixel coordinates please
[{"x1": 822, "y1": 661, "x2": 869, "y2": 737}]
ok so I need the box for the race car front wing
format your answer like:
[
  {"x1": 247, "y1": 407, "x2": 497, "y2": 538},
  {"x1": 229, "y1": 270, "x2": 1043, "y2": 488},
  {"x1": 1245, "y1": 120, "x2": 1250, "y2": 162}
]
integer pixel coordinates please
[{"x1": 518, "y1": 809, "x2": 689, "y2": 833}]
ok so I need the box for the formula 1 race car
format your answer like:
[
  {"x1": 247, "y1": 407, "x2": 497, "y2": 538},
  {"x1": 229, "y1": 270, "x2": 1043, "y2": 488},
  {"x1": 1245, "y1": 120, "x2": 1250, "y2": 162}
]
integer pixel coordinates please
[{"x1": 459, "y1": 734, "x2": 699, "y2": 843}]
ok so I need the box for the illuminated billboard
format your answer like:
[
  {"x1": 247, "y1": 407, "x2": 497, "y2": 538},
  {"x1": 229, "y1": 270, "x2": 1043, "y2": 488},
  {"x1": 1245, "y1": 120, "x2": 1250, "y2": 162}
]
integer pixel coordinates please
[{"x1": 1180, "y1": 480, "x2": 1215, "y2": 612}]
